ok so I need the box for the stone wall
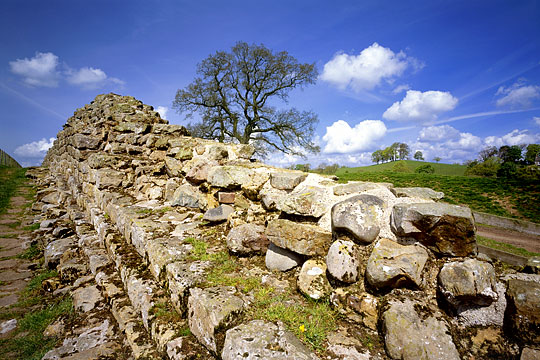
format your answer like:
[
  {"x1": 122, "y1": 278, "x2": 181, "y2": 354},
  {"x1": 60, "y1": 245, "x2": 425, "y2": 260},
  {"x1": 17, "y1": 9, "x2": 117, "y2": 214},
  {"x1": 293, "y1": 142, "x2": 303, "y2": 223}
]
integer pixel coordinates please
[{"x1": 34, "y1": 93, "x2": 540, "y2": 359}]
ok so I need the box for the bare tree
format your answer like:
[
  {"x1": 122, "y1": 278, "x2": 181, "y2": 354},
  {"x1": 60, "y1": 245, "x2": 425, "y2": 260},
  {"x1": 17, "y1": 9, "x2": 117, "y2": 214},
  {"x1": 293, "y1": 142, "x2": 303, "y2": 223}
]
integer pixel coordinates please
[{"x1": 173, "y1": 41, "x2": 320, "y2": 156}]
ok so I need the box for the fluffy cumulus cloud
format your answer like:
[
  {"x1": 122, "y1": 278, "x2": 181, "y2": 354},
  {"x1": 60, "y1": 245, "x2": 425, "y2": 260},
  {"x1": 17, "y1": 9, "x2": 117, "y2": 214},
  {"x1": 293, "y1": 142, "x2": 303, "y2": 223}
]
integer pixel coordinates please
[
  {"x1": 10, "y1": 52, "x2": 123, "y2": 89},
  {"x1": 14, "y1": 138, "x2": 55, "y2": 158},
  {"x1": 496, "y1": 82, "x2": 540, "y2": 108},
  {"x1": 320, "y1": 43, "x2": 420, "y2": 92},
  {"x1": 9, "y1": 52, "x2": 60, "y2": 87},
  {"x1": 156, "y1": 106, "x2": 168, "y2": 119},
  {"x1": 383, "y1": 90, "x2": 458, "y2": 122},
  {"x1": 484, "y1": 129, "x2": 540, "y2": 148},
  {"x1": 418, "y1": 125, "x2": 460, "y2": 142},
  {"x1": 322, "y1": 119, "x2": 386, "y2": 154}
]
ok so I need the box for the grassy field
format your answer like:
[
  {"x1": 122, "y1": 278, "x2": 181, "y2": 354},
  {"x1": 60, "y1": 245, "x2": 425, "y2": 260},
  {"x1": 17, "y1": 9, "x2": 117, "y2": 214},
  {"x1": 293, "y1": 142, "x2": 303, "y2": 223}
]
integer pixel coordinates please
[
  {"x1": 342, "y1": 160, "x2": 466, "y2": 176},
  {"x1": 0, "y1": 166, "x2": 27, "y2": 214},
  {"x1": 335, "y1": 167, "x2": 540, "y2": 224}
]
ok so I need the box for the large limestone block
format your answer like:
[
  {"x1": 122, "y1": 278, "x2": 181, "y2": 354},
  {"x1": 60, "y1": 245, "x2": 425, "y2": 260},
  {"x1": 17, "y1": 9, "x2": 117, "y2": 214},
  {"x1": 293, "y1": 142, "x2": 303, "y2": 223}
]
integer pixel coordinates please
[
  {"x1": 241, "y1": 168, "x2": 271, "y2": 200},
  {"x1": 438, "y1": 258, "x2": 498, "y2": 308},
  {"x1": 146, "y1": 238, "x2": 193, "y2": 280},
  {"x1": 331, "y1": 194, "x2": 384, "y2": 244},
  {"x1": 505, "y1": 279, "x2": 540, "y2": 345},
  {"x1": 326, "y1": 240, "x2": 359, "y2": 283},
  {"x1": 266, "y1": 219, "x2": 332, "y2": 256},
  {"x1": 270, "y1": 171, "x2": 307, "y2": 190},
  {"x1": 184, "y1": 157, "x2": 218, "y2": 184},
  {"x1": 333, "y1": 181, "x2": 393, "y2": 196},
  {"x1": 164, "y1": 156, "x2": 184, "y2": 177},
  {"x1": 203, "y1": 205, "x2": 234, "y2": 223},
  {"x1": 71, "y1": 134, "x2": 101, "y2": 149},
  {"x1": 171, "y1": 184, "x2": 207, "y2": 210},
  {"x1": 391, "y1": 187, "x2": 444, "y2": 201},
  {"x1": 278, "y1": 185, "x2": 332, "y2": 218},
  {"x1": 207, "y1": 165, "x2": 253, "y2": 189},
  {"x1": 265, "y1": 243, "x2": 303, "y2": 271},
  {"x1": 167, "y1": 261, "x2": 211, "y2": 315},
  {"x1": 95, "y1": 169, "x2": 124, "y2": 189},
  {"x1": 366, "y1": 238, "x2": 428, "y2": 289},
  {"x1": 72, "y1": 285, "x2": 103, "y2": 313},
  {"x1": 226, "y1": 223, "x2": 268, "y2": 255},
  {"x1": 383, "y1": 299, "x2": 460, "y2": 360},
  {"x1": 188, "y1": 286, "x2": 244, "y2": 354},
  {"x1": 297, "y1": 259, "x2": 332, "y2": 300},
  {"x1": 222, "y1": 320, "x2": 319, "y2": 360},
  {"x1": 456, "y1": 282, "x2": 506, "y2": 327},
  {"x1": 391, "y1": 202, "x2": 477, "y2": 257},
  {"x1": 44, "y1": 237, "x2": 77, "y2": 269}
]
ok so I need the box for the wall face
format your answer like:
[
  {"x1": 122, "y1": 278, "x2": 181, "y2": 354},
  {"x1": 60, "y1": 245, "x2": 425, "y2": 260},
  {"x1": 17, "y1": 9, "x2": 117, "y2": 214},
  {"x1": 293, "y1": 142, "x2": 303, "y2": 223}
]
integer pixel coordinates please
[{"x1": 37, "y1": 93, "x2": 539, "y2": 359}]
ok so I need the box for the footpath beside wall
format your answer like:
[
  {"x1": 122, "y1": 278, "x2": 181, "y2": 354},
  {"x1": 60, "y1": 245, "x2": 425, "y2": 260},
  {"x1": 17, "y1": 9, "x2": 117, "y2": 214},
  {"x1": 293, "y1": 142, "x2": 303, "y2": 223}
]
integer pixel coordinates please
[
  {"x1": 33, "y1": 93, "x2": 540, "y2": 359},
  {"x1": 474, "y1": 211, "x2": 540, "y2": 236}
]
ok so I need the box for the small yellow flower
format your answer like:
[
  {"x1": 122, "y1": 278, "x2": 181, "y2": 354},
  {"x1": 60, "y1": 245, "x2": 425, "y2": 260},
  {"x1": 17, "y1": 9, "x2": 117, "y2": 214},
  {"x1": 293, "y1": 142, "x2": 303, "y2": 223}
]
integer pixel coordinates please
[{"x1": 299, "y1": 324, "x2": 305, "y2": 332}]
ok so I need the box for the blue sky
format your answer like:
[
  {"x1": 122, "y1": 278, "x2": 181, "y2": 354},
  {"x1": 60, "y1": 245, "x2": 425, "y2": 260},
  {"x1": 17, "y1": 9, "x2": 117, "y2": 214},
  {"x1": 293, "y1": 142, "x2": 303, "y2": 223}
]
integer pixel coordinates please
[{"x1": 1, "y1": 0, "x2": 539, "y2": 167}]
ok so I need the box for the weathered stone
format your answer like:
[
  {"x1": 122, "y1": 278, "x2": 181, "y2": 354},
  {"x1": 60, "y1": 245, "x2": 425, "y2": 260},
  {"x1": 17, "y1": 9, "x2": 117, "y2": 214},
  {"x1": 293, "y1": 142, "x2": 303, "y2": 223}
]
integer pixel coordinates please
[
  {"x1": 366, "y1": 238, "x2": 428, "y2": 289},
  {"x1": 525, "y1": 256, "x2": 540, "y2": 274},
  {"x1": 326, "y1": 240, "x2": 359, "y2": 283},
  {"x1": 505, "y1": 279, "x2": 540, "y2": 345},
  {"x1": 146, "y1": 238, "x2": 193, "y2": 280},
  {"x1": 0, "y1": 319, "x2": 17, "y2": 334},
  {"x1": 44, "y1": 238, "x2": 76, "y2": 269},
  {"x1": 114, "y1": 122, "x2": 150, "y2": 134},
  {"x1": 226, "y1": 223, "x2": 268, "y2": 255},
  {"x1": 167, "y1": 261, "x2": 211, "y2": 315},
  {"x1": 297, "y1": 259, "x2": 332, "y2": 300},
  {"x1": 327, "y1": 333, "x2": 371, "y2": 360},
  {"x1": 265, "y1": 243, "x2": 303, "y2": 271},
  {"x1": 166, "y1": 336, "x2": 212, "y2": 360},
  {"x1": 164, "y1": 156, "x2": 184, "y2": 177},
  {"x1": 222, "y1": 320, "x2": 319, "y2": 360},
  {"x1": 72, "y1": 134, "x2": 101, "y2": 149},
  {"x1": 171, "y1": 184, "x2": 207, "y2": 210},
  {"x1": 456, "y1": 282, "x2": 506, "y2": 327},
  {"x1": 391, "y1": 202, "x2": 477, "y2": 257},
  {"x1": 188, "y1": 286, "x2": 244, "y2": 354},
  {"x1": 206, "y1": 144, "x2": 229, "y2": 160},
  {"x1": 331, "y1": 194, "x2": 384, "y2": 244},
  {"x1": 383, "y1": 299, "x2": 460, "y2": 360},
  {"x1": 95, "y1": 169, "x2": 124, "y2": 189},
  {"x1": 169, "y1": 146, "x2": 193, "y2": 161},
  {"x1": 391, "y1": 187, "x2": 444, "y2": 200},
  {"x1": 218, "y1": 192, "x2": 235, "y2": 204},
  {"x1": 438, "y1": 258, "x2": 498, "y2": 307},
  {"x1": 72, "y1": 285, "x2": 103, "y2": 312},
  {"x1": 278, "y1": 185, "x2": 331, "y2": 218},
  {"x1": 270, "y1": 171, "x2": 307, "y2": 190},
  {"x1": 346, "y1": 292, "x2": 379, "y2": 330},
  {"x1": 266, "y1": 219, "x2": 332, "y2": 256},
  {"x1": 333, "y1": 181, "x2": 393, "y2": 196},
  {"x1": 241, "y1": 169, "x2": 270, "y2": 200},
  {"x1": 521, "y1": 347, "x2": 540, "y2": 360},
  {"x1": 208, "y1": 165, "x2": 252, "y2": 189},
  {"x1": 203, "y1": 204, "x2": 234, "y2": 222}
]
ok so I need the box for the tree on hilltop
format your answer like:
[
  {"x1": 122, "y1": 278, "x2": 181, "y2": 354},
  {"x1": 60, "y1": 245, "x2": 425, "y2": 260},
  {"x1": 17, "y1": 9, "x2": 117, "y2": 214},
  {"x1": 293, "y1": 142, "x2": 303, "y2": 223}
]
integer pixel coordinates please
[
  {"x1": 173, "y1": 41, "x2": 320, "y2": 156},
  {"x1": 414, "y1": 150, "x2": 424, "y2": 161}
]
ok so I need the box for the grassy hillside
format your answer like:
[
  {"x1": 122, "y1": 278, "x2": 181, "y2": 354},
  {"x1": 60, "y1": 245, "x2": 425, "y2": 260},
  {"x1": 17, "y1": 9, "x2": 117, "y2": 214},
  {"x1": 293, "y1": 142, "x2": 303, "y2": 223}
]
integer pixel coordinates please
[
  {"x1": 338, "y1": 160, "x2": 466, "y2": 176},
  {"x1": 334, "y1": 169, "x2": 539, "y2": 224},
  {"x1": 0, "y1": 166, "x2": 26, "y2": 214}
]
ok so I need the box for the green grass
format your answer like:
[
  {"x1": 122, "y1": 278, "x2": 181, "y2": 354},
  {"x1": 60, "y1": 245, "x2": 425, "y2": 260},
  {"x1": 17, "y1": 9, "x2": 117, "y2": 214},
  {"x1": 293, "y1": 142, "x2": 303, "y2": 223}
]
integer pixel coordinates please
[
  {"x1": 0, "y1": 269, "x2": 72, "y2": 360},
  {"x1": 0, "y1": 166, "x2": 27, "y2": 215},
  {"x1": 477, "y1": 235, "x2": 540, "y2": 258},
  {"x1": 17, "y1": 244, "x2": 41, "y2": 260},
  {"x1": 335, "y1": 169, "x2": 540, "y2": 223},
  {"x1": 23, "y1": 223, "x2": 40, "y2": 231},
  {"x1": 338, "y1": 160, "x2": 466, "y2": 176}
]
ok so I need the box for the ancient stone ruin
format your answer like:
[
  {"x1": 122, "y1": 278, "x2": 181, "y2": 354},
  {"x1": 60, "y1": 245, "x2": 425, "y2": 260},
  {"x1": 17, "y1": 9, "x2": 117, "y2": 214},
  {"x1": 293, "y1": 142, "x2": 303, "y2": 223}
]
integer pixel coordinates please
[{"x1": 29, "y1": 93, "x2": 539, "y2": 359}]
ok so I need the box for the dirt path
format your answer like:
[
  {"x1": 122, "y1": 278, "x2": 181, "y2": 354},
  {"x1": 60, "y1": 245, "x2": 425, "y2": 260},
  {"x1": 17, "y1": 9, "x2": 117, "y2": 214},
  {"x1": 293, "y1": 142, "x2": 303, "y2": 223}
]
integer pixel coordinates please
[
  {"x1": 0, "y1": 178, "x2": 35, "y2": 340},
  {"x1": 477, "y1": 224, "x2": 540, "y2": 254}
]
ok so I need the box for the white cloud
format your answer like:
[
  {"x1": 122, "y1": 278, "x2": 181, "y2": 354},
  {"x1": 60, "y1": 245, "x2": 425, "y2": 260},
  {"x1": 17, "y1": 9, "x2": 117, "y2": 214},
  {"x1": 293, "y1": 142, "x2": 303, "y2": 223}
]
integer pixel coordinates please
[
  {"x1": 320, "y1": 43, "x2": 420, "y2": 92},
  {"x1": 392, "y1": 84, "x2": 410, "y2": 94},
  {"x1": 383, "y1": 90, "x2": 458, "y2": 122},
  {"x1": 534, "y1": 116, "x2": 540, "y2": 126},
  {"x1": 156, "y1": 106, "x2": 168, "y2": 119},
  {"x1": 419, "y1": 125, "x2": 460, "y2": 142},
  {"x1": 66, "y1": 67, "x2": 124, "y2": 89},
  {"x1": 9, "y1": 52, "x2": 60, "y2": 87},
  {"x1": 496, "y1": 82, "x2": 540, "y2": 108},
  {"x1": 484, "y1": 129, "x2": 540, "y2": 148},
  {"x1": 322, "y1": 119, "x2": 387, "y2": 154},
  {"x1": 14, "y1": 138, "x2": 55, "y2": 158}
]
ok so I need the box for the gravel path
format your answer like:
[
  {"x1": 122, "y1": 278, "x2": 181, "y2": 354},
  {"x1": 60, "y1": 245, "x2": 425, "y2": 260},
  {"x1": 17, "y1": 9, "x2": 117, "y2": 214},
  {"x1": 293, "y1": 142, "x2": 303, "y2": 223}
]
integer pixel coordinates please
[{"x1": 477, "y1": 224, "x2": 540, "y2": 254}]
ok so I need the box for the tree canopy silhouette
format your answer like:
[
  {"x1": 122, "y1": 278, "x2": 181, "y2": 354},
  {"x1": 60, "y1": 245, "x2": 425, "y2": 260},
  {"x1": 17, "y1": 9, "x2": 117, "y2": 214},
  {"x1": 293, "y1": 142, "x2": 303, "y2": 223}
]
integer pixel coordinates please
[{"x1": 173, "y1": 41, "x2": 319, "y2": 156}]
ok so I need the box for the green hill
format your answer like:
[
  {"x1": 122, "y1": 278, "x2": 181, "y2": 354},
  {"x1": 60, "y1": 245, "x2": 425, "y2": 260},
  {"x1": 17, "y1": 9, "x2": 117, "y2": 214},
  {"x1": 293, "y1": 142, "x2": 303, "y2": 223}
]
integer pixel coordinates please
[{"x1": 336, "y1": 160, "x2": 466, "y2": 176}]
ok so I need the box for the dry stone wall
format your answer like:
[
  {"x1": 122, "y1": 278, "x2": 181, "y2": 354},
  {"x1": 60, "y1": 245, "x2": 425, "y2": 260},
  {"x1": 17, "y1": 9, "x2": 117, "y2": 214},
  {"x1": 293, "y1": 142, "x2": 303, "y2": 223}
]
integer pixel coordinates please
[{"x1": 33, "y1": 93, "x2": 540, "y2": 359}]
